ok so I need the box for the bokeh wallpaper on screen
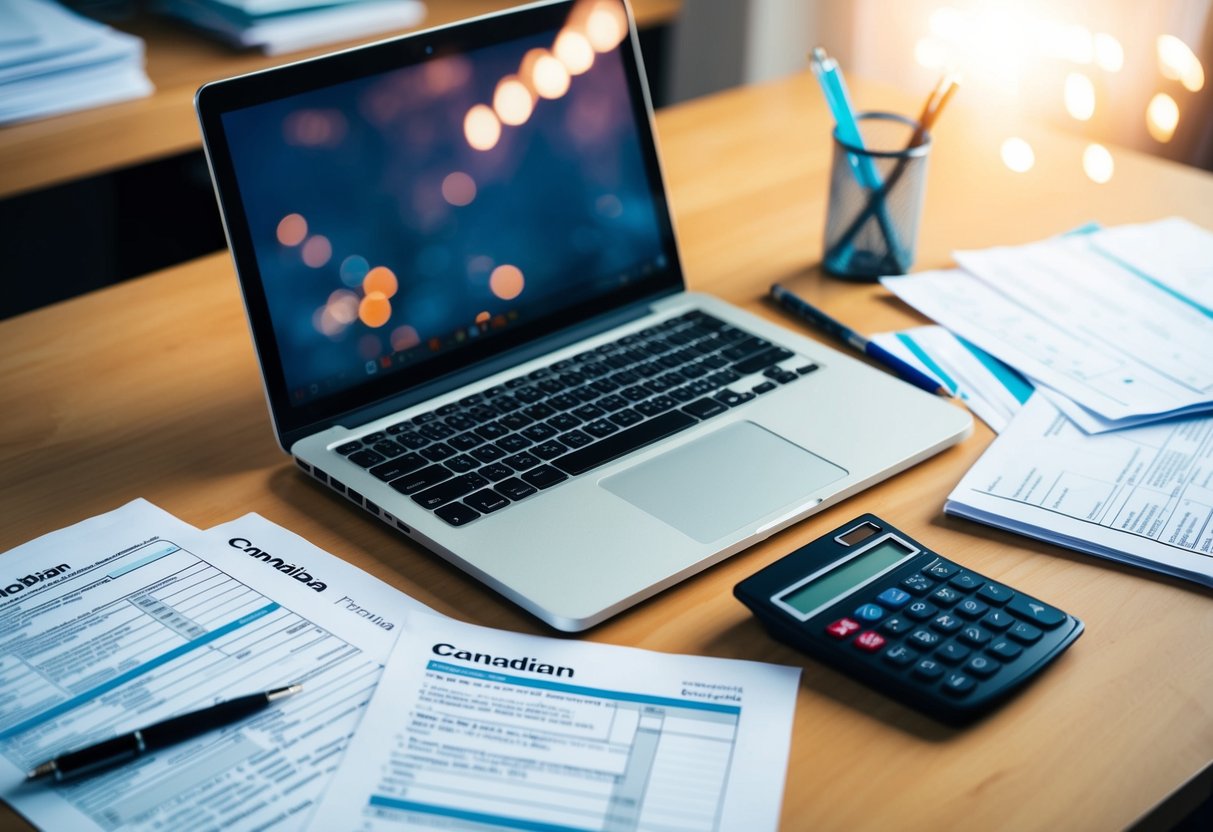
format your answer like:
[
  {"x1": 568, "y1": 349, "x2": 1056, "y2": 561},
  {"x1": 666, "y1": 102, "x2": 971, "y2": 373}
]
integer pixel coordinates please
[{"x1": 222, "y1": 15, "x2": 667, "y2": 405}]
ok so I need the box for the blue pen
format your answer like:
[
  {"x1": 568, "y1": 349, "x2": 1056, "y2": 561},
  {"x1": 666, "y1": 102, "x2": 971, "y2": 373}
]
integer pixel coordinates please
[{"x1": 769, "y1": 283, "x2": 952, "y2": 398}]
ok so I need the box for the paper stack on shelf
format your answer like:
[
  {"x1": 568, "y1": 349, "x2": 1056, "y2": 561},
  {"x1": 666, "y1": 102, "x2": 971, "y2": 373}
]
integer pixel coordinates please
[
  {"x1": 0, "y1": 0, "x2": 153, "y2": 125},
  {"x1": 155, "y1": 0, "x2": 425, "y2": 55}
]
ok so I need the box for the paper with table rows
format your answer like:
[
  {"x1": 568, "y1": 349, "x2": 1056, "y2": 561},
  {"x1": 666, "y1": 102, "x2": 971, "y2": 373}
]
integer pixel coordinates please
[
  {"x1": 945, "y1": 395, "x2": 1213, "y2": 588},
  {"x1": 306, "y1": 611, "x2": 801, "y2": 832},
  {"x1": 0, "y1": 499, "x2": 434, "y2": 831}
]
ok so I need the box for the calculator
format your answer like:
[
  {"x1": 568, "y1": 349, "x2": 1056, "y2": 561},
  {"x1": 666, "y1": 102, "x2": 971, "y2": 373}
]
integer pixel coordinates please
[{"x1": 734, "y1": 514, "x2": 1083, "y2": 723}]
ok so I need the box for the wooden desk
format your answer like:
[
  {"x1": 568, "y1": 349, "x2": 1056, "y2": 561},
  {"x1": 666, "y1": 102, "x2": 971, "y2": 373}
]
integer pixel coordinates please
[
  {"x1": 2, "y1": 72, "x2": 1211, "y2": 831},
  {"x1": 0, "y1": 0, "x2": 681, "y2": 199}
]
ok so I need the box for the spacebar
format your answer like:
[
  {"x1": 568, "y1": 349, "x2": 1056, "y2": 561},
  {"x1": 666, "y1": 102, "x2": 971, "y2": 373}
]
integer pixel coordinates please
[{"x1": 553, "y1": 411, "x2": 698, "y2": 476}]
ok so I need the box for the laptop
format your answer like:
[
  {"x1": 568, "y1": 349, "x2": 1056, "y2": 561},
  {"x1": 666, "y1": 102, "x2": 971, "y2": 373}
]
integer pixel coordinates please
[{"x1": 196, "y1": 0, "x2": 971, "y2": 631}]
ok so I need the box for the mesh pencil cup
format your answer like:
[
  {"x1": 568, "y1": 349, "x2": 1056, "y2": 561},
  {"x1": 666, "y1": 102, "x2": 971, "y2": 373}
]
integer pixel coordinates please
[{"x1": 822, "y1": 112, "x2": 931, "y2": 280}]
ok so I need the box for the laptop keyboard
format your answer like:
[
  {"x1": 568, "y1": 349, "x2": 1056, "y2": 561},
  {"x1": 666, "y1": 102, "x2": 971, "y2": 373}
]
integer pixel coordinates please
[{"x1": 331, "y1": 310, "x2": 817, "y2": 527}]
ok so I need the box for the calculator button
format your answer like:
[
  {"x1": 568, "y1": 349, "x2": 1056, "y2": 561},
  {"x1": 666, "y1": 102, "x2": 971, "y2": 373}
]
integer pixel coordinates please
[
  {"x1": 935, "y1": 642, "x2": 971, "y2": 664},
  {"x1": 964, "y1": 655, "x2": 1001, "y2": 679},
  {"x1": 977, "y1": 582, "x2": 1015, "y2": 605},
  {"x1": 954, "y1": 598, "x2": 990, "y2": 619},
  {"x1": 924, "y1": 559, "x2": 960, "y2": 578},
  {"x1": 930, "y1": 586, "x2": 963, "y2": 607},
  {"x1": 1008, "y1": 621, "x2": 1043, "y2": 644},
  {"x1": 930, "y1": 613, "x2": 962, "y2": 633},
  {"x1": 948, "y1": 571, "x2": 984, "y2": 591},
  {"x1": 941, "y1": 672, "x2": 977, "y2": 697},
  {"x1": 826, "y1": 618, "x2": 862, "y2": 639},
  {"x1": 958, "y1": 625, "x2": 992, "y2": 647},
  {"x1": 904, "y1": 601, "x2": 938, "y2": 621},
  {"x1": 884, "y1": 644, "x2": 919, "y2": 667},
  {"x1": 900, "y1": 573, "x2": 935, "y2": 595},
  {"x1": 981, "y1": 610, "x2": 1014, "y2": 631},
  {"x1": 987, "y1": 638, "x2": 1023, "y2": 661},
  {"x1": 880, "y1": 616, "x2": 914, "y2": 635},
  {"x1": 875, "y1": 587, "x2": 912, "y2": 609},
  {"x1": 853, "y1": 603, "x2": 886, "y2": 622},
  {"x1": 912, "y1": 658, "x2": 944, "y2": 681},
  {"x1": 908, "y1": 629, "x2": 942, "y2": 649},
  {"x1": 1006, "y1": 595, "x2": 1067, "y2": 629},
  {"x1": 854, "y1": 631, "x2": 886, "y2": 652}
]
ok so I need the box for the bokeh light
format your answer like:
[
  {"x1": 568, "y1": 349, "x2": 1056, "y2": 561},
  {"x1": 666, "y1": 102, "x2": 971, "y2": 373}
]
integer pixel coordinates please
[
  {"x1": 301, "y1": 235, "x2": 332, "y2": 268},
  {"x1": 914, "y1": 38, "x2": 947, "y2": 69},
  {"x1": 390, "y1": 325, "x2": 420, "y2": 351},
  {"x1": 493, "y1": 76, "x2": 535, "y2": 126},
  {"x1": 1064, "y1": 72, "x2": 1095, "y2": 121},
  {"x1": 1146, "y1": 92, "x2": 1179, "y2": 142},
  {"x1": 464, "y1": 104, "x2": 501, "y2": 151},
  {"x1": 283, "y1": 109, "x2": 347, "y2": 148},
  {"x1": 554, "y1": 29, "x2": 594, "y2": 74},
  {"x1": 340, "y1": 254, "x2": 370, "y2": 288},
  {"x1": 328, "y1": 289, "x2": 360, "y2": 324},
  {"x1": 359, "y1": 291, "x2": 392, "y2": 328},
  {"x1": 1082, "y1": 143, "x2": 1114, "y2": 184},
  {"x1": 1093, "y1": 33, "x2": 1123, "y2": 72},
  {"x1": 1157, "y1": 34, "x2": 1205, "y2": 92},
  {"x1": 363, "y1": 266, "x2": 399, "y2": 299},
  {"x1": 532, "y1": 54, "x2": 571, "y2": 99},
  {"x1": 276, "y1": 213, "x2": 307, "y2": 246},
  {"x1": 359, "y1": 334, "x2": 382, "y2": 360},
  {"x1": 442, "y1": 171, "x2": 478, "y2": 206},
  {"x1": 475, "y1": 311, "x2": 490, "y2": 325},
  {"x1": 1000, "y1": 137, "x2": 1035, "y2": 173},
  {"x1": 489, "y1": 264, "x2": 525, "y2": 300},
  {"x1": 585, "y1": 1, "x2": 627, "y2": 52}
]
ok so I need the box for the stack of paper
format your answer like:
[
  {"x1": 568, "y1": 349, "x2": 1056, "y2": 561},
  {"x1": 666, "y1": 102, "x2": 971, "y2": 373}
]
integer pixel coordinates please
[
  {"x1": 155, "y1": 0, "x2": 425, "y2": 55},
  {"x1": 878, "y1": 218, "x2": 1213, "y2": 588},
  {"x1": 0, "y1": 0, "x2": 153, "y2": 125}
]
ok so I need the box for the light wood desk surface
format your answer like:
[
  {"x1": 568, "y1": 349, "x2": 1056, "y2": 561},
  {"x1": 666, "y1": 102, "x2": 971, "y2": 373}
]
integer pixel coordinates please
[
  {"x1": 2, "y1": 72, "x2": 1212, "y2": 831},
  {"x1": 0, "y1": 0, "x2": 680, "y2": 199}
]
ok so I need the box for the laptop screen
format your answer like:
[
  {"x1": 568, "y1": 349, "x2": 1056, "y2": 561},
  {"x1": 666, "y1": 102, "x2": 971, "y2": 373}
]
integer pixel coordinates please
[{"x1": 200, "y1": 0, "x2": 681, "y2": 443}]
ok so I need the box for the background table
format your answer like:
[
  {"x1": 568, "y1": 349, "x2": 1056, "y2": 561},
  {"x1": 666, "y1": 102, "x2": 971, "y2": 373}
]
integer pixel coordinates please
[{"x1": 1, "y1": 72, "x2": 1211, "y2": 831}]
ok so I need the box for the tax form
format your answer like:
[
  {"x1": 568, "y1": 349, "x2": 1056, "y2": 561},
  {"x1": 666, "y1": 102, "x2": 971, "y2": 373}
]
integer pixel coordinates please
[
  {"x1": 0, "y1": 499, "x2": 433, "y2": 831},
  {"x1": 306, "y1": 611, "x2": 801, "y2": 832}
]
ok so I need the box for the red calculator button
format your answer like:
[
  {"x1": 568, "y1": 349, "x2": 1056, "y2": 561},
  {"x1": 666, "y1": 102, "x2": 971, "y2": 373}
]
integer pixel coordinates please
[
  {"x1": 854, "y1": 631, "x2": 886, "y2": 652},
  {"x1": 826, "y1": 618, "x2": 861, "y2": 639}
]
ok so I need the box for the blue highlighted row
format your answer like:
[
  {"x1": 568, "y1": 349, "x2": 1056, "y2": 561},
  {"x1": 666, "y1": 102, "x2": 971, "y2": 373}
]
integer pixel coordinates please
[{"x1": 369, "y1": 795, "x2": 594, "y2": 832}]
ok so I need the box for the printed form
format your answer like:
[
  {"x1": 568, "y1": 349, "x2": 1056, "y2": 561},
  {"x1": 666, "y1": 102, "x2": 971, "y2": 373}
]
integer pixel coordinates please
[
  {"x1": 0, "y1": 499, "x2": 433, "y2": 831},
  {"x1": 307, "y1": 612, "x2": 800, "y2": 832},
  {"x1": 946, "y1": 395, "x2": 1213, "y2": 588}
]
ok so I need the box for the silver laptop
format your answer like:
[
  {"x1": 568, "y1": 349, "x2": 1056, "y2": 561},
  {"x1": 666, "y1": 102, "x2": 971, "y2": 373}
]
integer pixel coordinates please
[{"x1": 196, "y1": 0, "x2": 971, "y2": 630}]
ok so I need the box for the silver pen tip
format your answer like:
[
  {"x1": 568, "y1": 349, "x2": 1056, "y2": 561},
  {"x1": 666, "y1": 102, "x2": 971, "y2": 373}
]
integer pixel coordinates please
[
  {"x1": 27, "y1": 761, "x2": 57, "y2": 781},
  {"x1": 266, "y1": 683, "x2": 304, "y2": 702}
]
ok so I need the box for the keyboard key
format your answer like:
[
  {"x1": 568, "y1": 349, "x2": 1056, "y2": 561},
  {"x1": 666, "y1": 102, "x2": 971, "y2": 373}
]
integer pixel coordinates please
[
  {"x1": 954, "y1": 598, "x2": 989, "y2": 619},
  {"x1": 396, "y1": 431, "x2": 430, "y2": 450},
  {"x1": 682, "y1": 398, "x2": 727, "y2": 419},
  {"x1": 912, "y1": 658, "x2": 944, "y2": 681},
  {"x1": 977, "y1": 582, "x2": 1015, "y2": 605},
  {"x1": 796, "y1": 364, "x2": 819, "y2": 375},
  {"x1": 465, "y1": 488, "x2": 510, "y2": 514},
  {"x1": 609, "y1": 408, "x2": 644, "y2": 427},
  {"x1": 412, "y1": 411, "x2": 439, "y2": 424},
  {"x1": 475, "y1": 422, "x2": 510, "y2": 440},
  {"x1": 435, "y1": 502, "x2": 480, "y2": 527},
  {"x1": 904, "y1": 600, "x2": 938, "y2": 620},
  {"x1": 498, "y1": 434, "x2": 532, "y2": 452},
  {"x1": 964, "y1": 654, "x2": 1000, "y2": 679},
  {"x1": 930, "y1": 586, "x2": 963, "y2": 607},
  {"x1": 573, "y1": 404, "x2": 606, "y2": 421},
  {"x1": 635, "y1": 396, "x2": 676, "y2": 417},
  {"x1": 419, "y1": 423, "x2": 455, "y2": 441},
  {"x1": 411, "y1": 472, "x2": 489, "y2": 509},
  {"x1": 362, "y1": 431, "x2": 386, "y2": 443},
  {"x1": 597, "y1": 395, "x2": 629, "y2": 412},
  {"x1": 825, "y1": 618, "x2": 861, "y2": 639},
  {"x1": 884, "y1": 644, "x2": 919, "y2": 667},
  {"x1": 471, "y1": 443, "x2": 507, "y2": 463},
  {"x1": 531, "y1": 440, "x2": 568, "y2": 461},
  {"x1": 732, "y1": 346, "x2": 795, "y2": 375},
  {"x1": 336, "y1": 441, "x2": 362, "y2": 455},
  {"x1": 559, "y1": 429, "x2": 594, "y2": 449},
  {"x1": 875, "y1": 587, "x2": 912, "y2": 609},
  {"x1": 880, "y1": 615, "x2": 914, "y2": 635},
  {"x1": 713, "y1": 389, "x2": 755, "y2": 407},
  {"x1": 369, "y1": 453, "x2": 426, "y2": 482},
  {"x1": 504, "y1": 452, "x2": 541, "y2": 471},
  {"x1": 480, "y1": 462, "x2": 514, "y2": 482},
  {"x1": 949, "y1": 571, "x2": 984, "y2": 590},
  {"x1": 901, "y1": 573, "x2": 934, "y2": 594},
  {"x1": 958, "y1": 625, "x2": 992, "y2": 647},
  {"x1": 446, "y1": 455, "x2": 479, "y2": 473},
  {"x1": 941, "y1": 672, "x2": 976, "y2": 697},
  {"x1": 445, "y1": 415, "x2": 476, "y2": 432},
  {"x1": 1008, "y1": 621, "x2": 1043, "y2": 644},
  {"x1": 421, "y1": 442, "x2": 455, "y2": 462},
  {"x1": 386, "y1": 422, "x2": 411, "y2": 434},
  {"x1": 981, "y1": 610, "x2": 1014, "y2": 631},
  {"x1": 496, "y1": 477, "x2": 539, "y2": 501},
  {"x1": 390, "y1": 464, "x2": 453, "y2": 495},
  {"x1": 924, "y1": 558, "x2": 959, "y2": 578},
  {"x1": 499, "y1": 413, "x2": 533, "y2": 431},
  {"x1": 930, "y1": 613, "x2": 962, "y2": 633},
  {"x1": 908, "y1": 629, "x2": 942, "y2": 649},
  {"x1": 584, "y1": 419, "x2": 619, "y2": 438},
  {"x1": 449, "y1": 432, "x2": 485, "y2": 452},
  {"x1": 935, "y1": 642, "x2": 970, "y2": 664},
  {"x1": 548, "y1": 413, "x2": 581, "y2": 431},
  {"x1": 548, "y1": 394, "x2": 581, "y2": 411},
  {"x1": 523, "y1": 403, "x2": 556, "y2": 420},
  {"x1": 621, "y1": 384, "x2": 650, "y2": 402},
  {"x1": 853, "y1": 603, "x2": 885, "y2": 622},
  {"x1": 521, "y1": 465, "x2": 568, "y2": 490},
  {"x1": 752, "y1": 381, "x2": 777, "y2": 395},
  {"x1": 553, "y1": 411, "x2": 697, "y2": 476},
  {"x1": 854, "y1": 631, "x2": 886, "y2": 652},
  {"x1": 987, "y1": 638, "x2": 1023, "y2": 661},
  {"x1": 522, "y1": 423, "x2": 559, "y2": 441},
  {"x1": 347, "y1": 449, "x2": 386, "y2": 468},
  {"x1": 1006, "y1": 595, "x2": 1067, "y2": 629}
]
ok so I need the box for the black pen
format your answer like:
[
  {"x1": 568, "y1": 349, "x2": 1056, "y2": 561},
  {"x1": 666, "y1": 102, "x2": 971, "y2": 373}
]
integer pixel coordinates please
[
  {"x1": 769, "y1": 283, "x2": 952, "y2": 397},
  {"x1": 27, "y1": 683, "x2": 303, "y2": 782}
]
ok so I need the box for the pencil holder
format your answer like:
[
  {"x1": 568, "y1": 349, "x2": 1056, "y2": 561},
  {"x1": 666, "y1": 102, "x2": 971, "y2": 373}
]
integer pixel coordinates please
[{"x1": 822, "y1": 112, "x2": 931, "y2": 280}]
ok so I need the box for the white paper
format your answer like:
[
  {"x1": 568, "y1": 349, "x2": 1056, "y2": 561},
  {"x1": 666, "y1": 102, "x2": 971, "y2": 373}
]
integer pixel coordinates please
[
  {"x1": 870, "y1": 325, "x2": 1033, "y2": 433},
  {"x1": 1092, "y1": 217, "x2": 1213, "y2": 316},
  {"x1": 945, "y1": 395, "x2": 1213, "y2": 588},
  {"x1": 306, "y1": 611, "x2": 801, "y2": 832},
  {"x1": 0, "y1": 500, "x2": 436, "y2": 831}
]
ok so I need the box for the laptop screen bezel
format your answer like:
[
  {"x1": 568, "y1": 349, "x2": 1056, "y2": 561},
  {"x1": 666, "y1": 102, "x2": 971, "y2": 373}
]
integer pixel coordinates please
[{"x1": 196, "y1": 0, "x2": 685, "y2": 449}]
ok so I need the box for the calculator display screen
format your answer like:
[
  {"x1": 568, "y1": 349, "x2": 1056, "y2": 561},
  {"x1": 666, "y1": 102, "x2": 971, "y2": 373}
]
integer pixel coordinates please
[{"x1": 779, "y1": 538, "x2": 914, "y2": 616}]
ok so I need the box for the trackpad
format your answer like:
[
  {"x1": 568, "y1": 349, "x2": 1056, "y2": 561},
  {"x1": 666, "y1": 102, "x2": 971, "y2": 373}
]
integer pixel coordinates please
[{"x1": 601, "y1": 421, "x2": 848, "y2": 544}]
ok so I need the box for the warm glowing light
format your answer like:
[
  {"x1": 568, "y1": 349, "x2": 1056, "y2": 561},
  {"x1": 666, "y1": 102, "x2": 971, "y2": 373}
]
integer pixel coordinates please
[
  {"x1": 276, "y1": 214, "x2": 307, "y2": 246},
  {"x1": 914, "y1": 37, "x2": 947, "y2": 69},
  {"x1": 585, "y1": 1, "x2": 627, "y2": 52},
  {"x1": 489, "y1": 264, "x2": 525, "y2": 300},
  {"x1": 363, "y1": 266, "x2": 398, "y2": 299},
  {"x1": 390, "y1": 325, "x2": 420, "y2": 351},
  {"x1": 441, "y1": 171, "x2": 478, "y2": 206},
  {"x1": 314, "y1": 307, "x2": 342, "y2": 337},
  {"x1": 359, "y1": 292, "x2": 392, "y2": 328},
  {"x1": 464, "y1": 104, "x2": 501, "y2": 151},
  {"x1": 1157, "y1": 34, "x2": 1205, "y2": 92},
  {"x1": 1146, "y1": 92, "x2": 1180, "y2": 142},
  {"x1": 1000, "y1": 137, "x2": 1035, "y2": 173},
  {"x1": 301, "y1": 235, "x2": 332, "y2": 268},
  {"x1": 493, "y1": 76, "x2": 534, "y2": 126},
  {"x1": 1093, "y1": 33, "x2": 1123, "y2": 72},
  {"x1": 1061, "y1": 24, "x2": 1093, "y2": 64},
  {"x1": 1082, "y1": 143, "x2": 1114, "y2": 184},
  {"x1": 327, "y1": 289, "x2": 359, "y2": 324},
  {"x1": 475, "y1": 311, "x2": 490, "y2": 325},
  {"x1": 929, "y1": 7, "x2": 965, "y2": 41},
  {"x1": 554, "y1": 29, "x2": 594, "y2": 74},
  {"x1": 1064, "y1": 72, "x2": 1095, "y2": 121},
  {"x1": 531, "y1": 53, "x2": 571, "y2": 99}
]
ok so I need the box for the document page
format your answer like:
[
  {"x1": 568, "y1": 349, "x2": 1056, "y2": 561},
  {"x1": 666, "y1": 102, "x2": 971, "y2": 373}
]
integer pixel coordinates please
[
  {"x1": 1092, "y1": 217, "x2": 1213, "y2": 315},
  {"x1": 0, "y1": 500, "x2": 433, "y2": 831},
  {"x1": 307, "y1": 612, "x2": 801, "y2": 832},
  {"x1": 946, "y1": 395, "x2": 1213, "y2": 587}
]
